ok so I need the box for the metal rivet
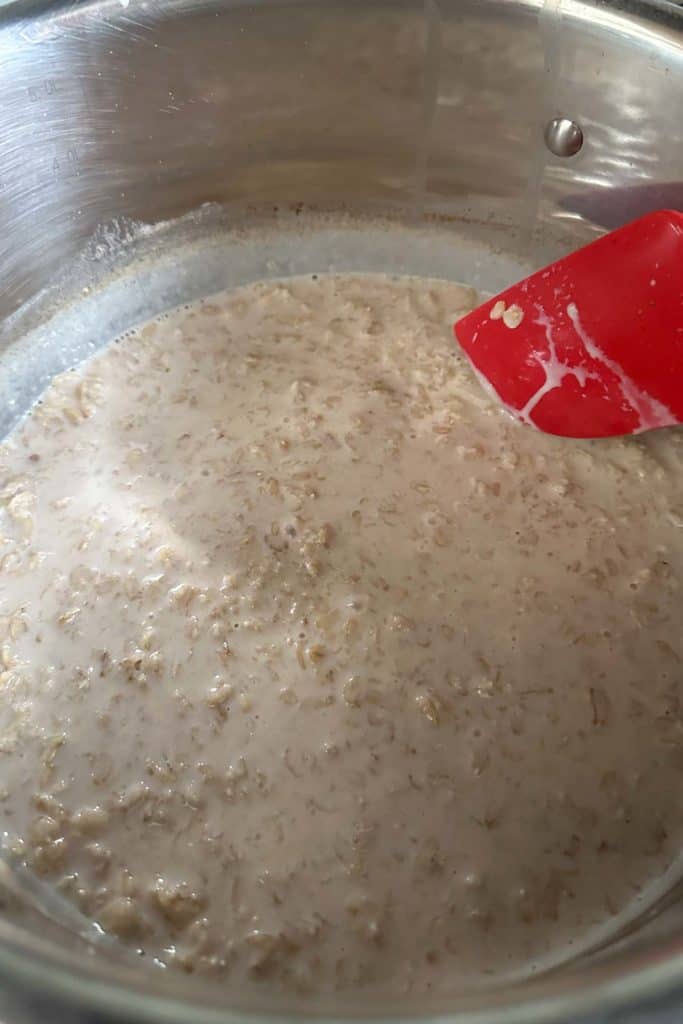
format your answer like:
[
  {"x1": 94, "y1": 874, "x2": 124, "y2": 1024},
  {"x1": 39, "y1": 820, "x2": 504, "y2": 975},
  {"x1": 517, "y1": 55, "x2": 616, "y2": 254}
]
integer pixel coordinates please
[{"x1": 544, "y1": 117, "x2": 584, "y2": 158}]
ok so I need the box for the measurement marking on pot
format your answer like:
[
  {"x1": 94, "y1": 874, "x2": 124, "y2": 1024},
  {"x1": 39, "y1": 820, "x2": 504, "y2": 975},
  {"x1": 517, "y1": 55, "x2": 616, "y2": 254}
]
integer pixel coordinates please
[
  {"x1": 52, "y1": 147, "x2": 81, "y2": 177},
  {"x1": 78, "y1": 76, "x2": 93, "y2": 114},
  {"x1": 27, "y1": 79, "x2": 59, "y2": 102}
]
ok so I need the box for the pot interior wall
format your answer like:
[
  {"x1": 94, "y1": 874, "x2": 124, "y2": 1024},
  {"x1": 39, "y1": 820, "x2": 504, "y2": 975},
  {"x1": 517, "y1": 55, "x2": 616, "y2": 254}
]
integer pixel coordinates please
[{"x1": 0, "y1": 0, "x2": 682, "y2": 326}]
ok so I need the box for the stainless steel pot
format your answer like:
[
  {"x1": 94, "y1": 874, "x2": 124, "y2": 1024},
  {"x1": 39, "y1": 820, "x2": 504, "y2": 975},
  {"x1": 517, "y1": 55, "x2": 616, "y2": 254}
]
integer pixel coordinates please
[{"x1": 0, "y1": 0, "x2": 682, "y2": 1021}]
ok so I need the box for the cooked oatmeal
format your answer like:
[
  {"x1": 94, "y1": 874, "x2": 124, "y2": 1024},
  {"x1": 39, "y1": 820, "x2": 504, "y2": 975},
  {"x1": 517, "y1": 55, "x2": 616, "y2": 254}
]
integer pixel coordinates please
[{"x1": 0, "y1": 274, "x2": 682, "y2": 994}]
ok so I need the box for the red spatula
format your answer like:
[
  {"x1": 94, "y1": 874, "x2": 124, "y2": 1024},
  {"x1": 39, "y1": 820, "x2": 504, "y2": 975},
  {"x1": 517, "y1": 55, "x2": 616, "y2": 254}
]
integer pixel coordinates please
[{"x1": 454, "y1": 210, "x2": 683, "y2": 438}]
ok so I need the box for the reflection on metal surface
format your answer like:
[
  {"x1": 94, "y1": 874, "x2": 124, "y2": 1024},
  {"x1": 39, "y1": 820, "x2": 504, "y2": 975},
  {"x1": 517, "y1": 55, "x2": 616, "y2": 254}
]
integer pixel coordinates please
[{"x1": 561, "y1": 180, "x2": 683, "y2": 228}]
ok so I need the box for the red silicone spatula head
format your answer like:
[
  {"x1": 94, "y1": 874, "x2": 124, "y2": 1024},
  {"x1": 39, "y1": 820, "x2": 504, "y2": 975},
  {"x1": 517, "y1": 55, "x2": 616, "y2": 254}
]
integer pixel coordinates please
[{"x1": 454, "y1": 210, "x2": 683, "y2": 438}]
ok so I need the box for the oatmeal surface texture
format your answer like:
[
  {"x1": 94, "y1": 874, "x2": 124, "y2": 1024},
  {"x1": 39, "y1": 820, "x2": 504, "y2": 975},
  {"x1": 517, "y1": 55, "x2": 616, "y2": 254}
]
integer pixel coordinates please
[{"x1": 0, "y1": 273, "x2": 682, "y2": 994}]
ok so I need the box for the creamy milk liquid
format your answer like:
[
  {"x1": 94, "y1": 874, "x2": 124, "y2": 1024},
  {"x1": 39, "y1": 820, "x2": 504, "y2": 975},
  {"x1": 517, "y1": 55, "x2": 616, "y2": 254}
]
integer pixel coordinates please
[{"x1": 0, "y1": 273, "x2": 682, "y2": 996}]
